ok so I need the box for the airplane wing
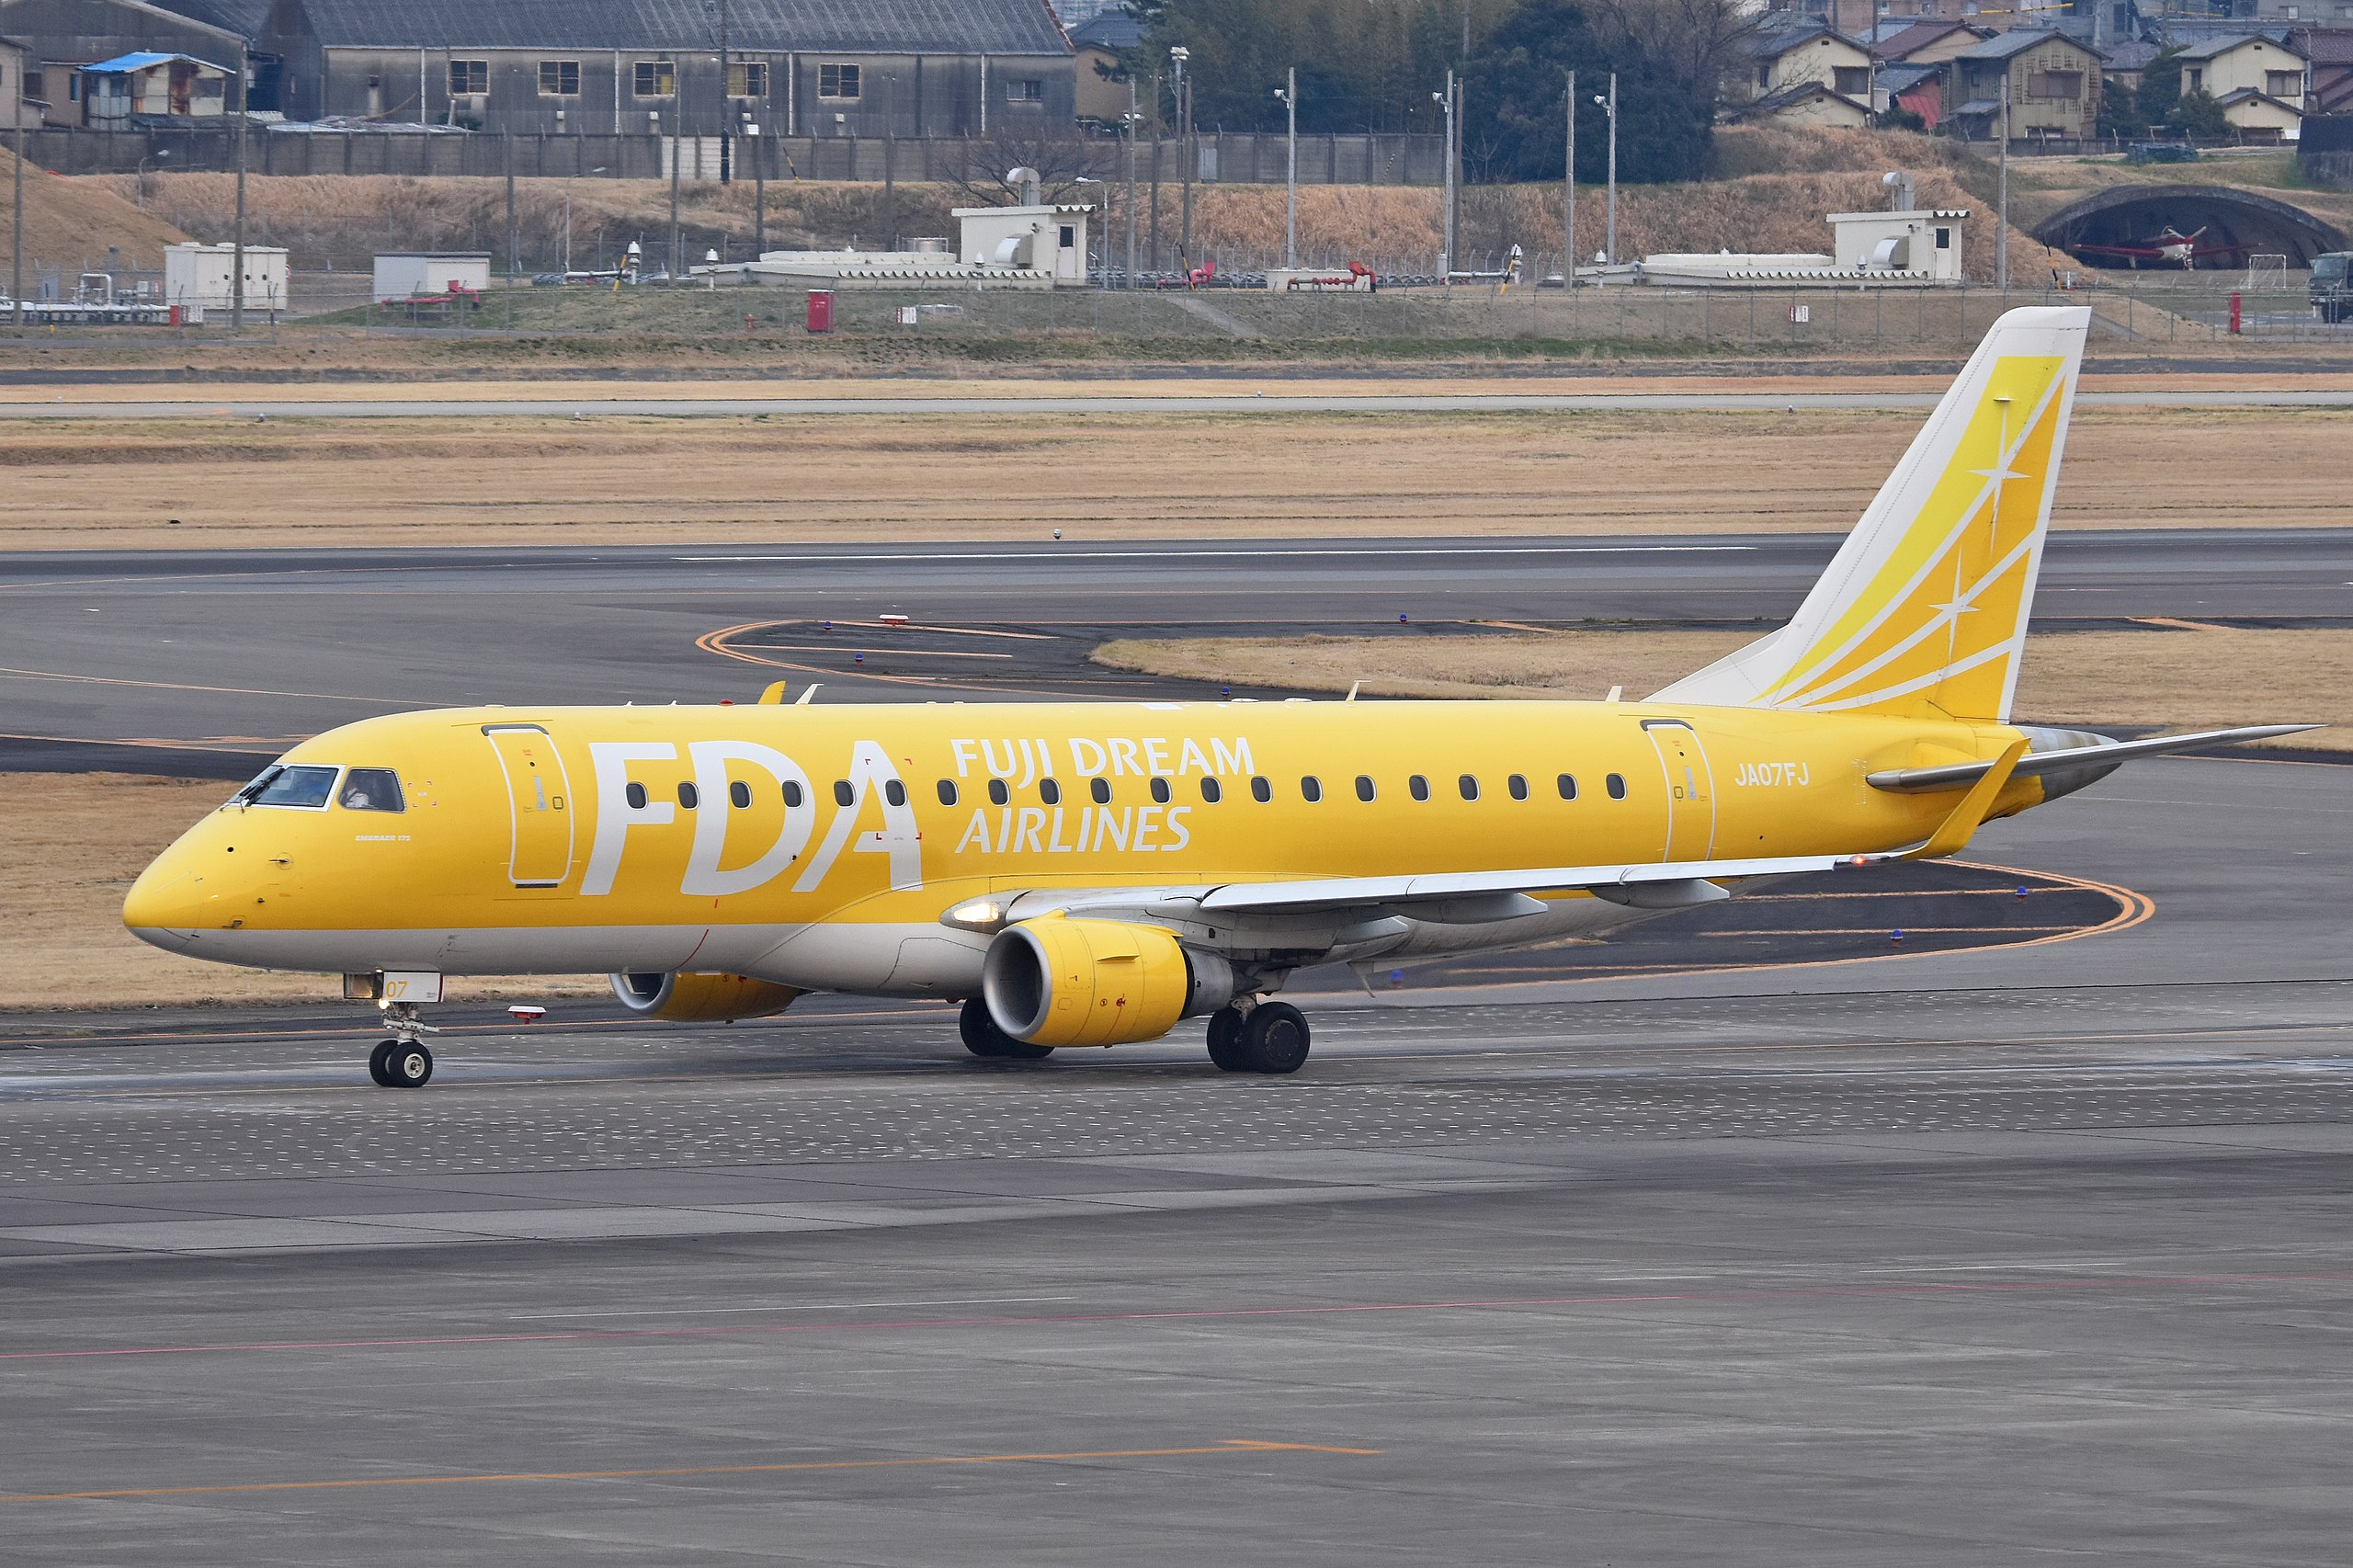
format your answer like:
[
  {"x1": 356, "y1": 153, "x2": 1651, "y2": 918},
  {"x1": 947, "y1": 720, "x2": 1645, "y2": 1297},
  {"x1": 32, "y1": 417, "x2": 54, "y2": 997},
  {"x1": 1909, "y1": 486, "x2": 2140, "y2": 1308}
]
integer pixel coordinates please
[{"x1": 1867, "y1": 724, "x2": 2316, "y2": 793}]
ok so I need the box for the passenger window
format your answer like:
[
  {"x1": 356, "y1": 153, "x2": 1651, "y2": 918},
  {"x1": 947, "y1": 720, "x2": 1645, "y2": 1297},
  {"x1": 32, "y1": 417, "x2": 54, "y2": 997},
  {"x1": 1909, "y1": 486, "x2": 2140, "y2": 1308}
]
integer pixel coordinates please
[
  {"x1": 1040, "y1": 778, "x2": 1061, "y2": 806},
  {"x1": 1150, "y1": 777, "x2": 1171, "y2": 804},
  {"x1": 246, "y1": 764, "x2": 338, "y2": 809},
  {"x1": 833, "y1": 779, "x2": 854, "y2": 807},
  {"x1": 1249, "y1": 776, "x2": 1271, "y2": 803},
  {"x1": 988, "y1": 778, "x2": 1009, "y2": 806},
  {"x1": 1409, "y1": 775, "x2": 1430, "y2": 802},
  {"x1": 1556, "y1": 773, "x2": 1577, "y2": 801},
  {"x1": 1301, "y1": 776, "x2": 1322, "y2": 802},
  {"x1": 1200, "y1": 777, "x2": 1223, "y2": 803},
  {"x1": 937, "y1": 779, "x2": 958, "y2": 806},
  {"x1": 340, "y1": 767, "x2": 405, "y2": 812},
  {"x1": 677, "y1": 781, "x2": 699, "y2": 809},
  {"x1": 782, "y1": 779, "x2": 804, "y2": 809},
  {"x1": 1507, "y1": 774, "x2": 1529, "y2": 801},
  {"x1": 1607, "y1": 773, "x2": 1628, "y2": 801},
  {"x1": 1458, "y1": 775, "x2": 1479, "y2": 801},
  {"x1": 626, "y1": 781, "x2": 649, "y2": 810},
  {"x1": 729, "y1": 780, "x2": 752, "y2": 810},
  {"x1": 1355, "y1": 775, "x2": 1375, "y2": 801},
  {"x1": 1090, "y1": 778, "x2": 1111, "y2": 804},
  {"x1": 884, "y1": 778, "x2": 907, "y2": 808}
]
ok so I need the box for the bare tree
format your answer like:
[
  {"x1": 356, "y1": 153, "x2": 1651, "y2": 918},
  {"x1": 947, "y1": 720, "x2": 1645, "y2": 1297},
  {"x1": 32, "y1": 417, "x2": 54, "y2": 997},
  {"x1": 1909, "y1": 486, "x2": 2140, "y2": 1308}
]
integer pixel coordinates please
[
  {"x1": 938, "y1": 131, "x2": 1121, "y2": 206},
  {"x1": 1586, "y1": 0, "x2": 1758, "y2": 100}
]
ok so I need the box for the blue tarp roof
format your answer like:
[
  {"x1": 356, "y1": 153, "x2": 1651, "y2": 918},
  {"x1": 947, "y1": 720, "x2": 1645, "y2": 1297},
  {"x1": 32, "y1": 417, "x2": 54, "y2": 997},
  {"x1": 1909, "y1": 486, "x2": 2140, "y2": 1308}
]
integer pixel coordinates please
[{"x1": 84, "y1": 51, "x2": 227, "y2": 74}]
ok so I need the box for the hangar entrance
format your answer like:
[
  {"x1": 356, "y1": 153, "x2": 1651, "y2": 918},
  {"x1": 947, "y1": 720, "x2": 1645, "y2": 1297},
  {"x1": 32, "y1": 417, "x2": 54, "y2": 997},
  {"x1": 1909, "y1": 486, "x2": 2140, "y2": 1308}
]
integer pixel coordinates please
[{"x1": 2034, "y1": 186, "x2": 2347, "y2": 269}]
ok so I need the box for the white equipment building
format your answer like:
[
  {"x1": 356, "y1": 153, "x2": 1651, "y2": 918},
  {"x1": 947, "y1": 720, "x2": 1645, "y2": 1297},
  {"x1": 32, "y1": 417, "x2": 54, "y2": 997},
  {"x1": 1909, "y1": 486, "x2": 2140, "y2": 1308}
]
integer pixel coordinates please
[
  {"x1": 733, "y1": 169, "x2": 1094, "y2": 290},
  {"x1": 163, "y1": 243, "x2": 292, "y2": 312},
  {"x1": 373, "y1": 252, "x2": 492, "y2": 301},
  {"x1": 1589, "y1": 173, "x2": 1969, "y2": 290}
]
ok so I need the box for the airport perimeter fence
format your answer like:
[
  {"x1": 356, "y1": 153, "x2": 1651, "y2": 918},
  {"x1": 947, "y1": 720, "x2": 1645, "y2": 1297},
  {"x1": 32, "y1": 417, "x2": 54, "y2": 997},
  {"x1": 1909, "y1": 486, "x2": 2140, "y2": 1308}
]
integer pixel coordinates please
[{"x1": 6, "y1": 268, "x2": 2342, "y2": 351}]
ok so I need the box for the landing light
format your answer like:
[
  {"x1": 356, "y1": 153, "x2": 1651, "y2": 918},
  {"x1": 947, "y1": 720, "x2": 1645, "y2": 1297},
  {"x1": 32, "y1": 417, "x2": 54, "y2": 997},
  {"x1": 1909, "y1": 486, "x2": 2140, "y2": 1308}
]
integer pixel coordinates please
[{"x1": 943, "y1": 899, "x2": 1010, "y2": 933}]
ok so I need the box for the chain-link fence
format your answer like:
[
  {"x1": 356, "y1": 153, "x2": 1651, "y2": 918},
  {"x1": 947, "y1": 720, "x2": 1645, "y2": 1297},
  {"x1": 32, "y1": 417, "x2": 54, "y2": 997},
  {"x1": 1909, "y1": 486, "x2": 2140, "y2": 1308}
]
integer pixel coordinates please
[{"x1": 6, "y1": 266, "x2": 2345, "y2": 351}]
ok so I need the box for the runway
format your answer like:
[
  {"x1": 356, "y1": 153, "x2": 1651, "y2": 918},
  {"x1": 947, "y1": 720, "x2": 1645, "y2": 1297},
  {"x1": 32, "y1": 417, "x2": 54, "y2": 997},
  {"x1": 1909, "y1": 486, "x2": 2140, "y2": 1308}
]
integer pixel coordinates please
[
  {"x1": 5, "y1": 528, "x2": 2351, "y2": 765},
  {"x1": 4, "y1": 756, "x2": 2350, "y2": 1562},
  {"x1": 4, "y1": 387, "x2": 2353, "y2": 419}
]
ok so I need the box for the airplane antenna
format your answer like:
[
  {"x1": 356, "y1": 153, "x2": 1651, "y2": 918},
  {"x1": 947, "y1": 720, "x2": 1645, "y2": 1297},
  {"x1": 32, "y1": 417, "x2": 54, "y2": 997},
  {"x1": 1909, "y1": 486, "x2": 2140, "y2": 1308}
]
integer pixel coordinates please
[
  {"x1": 1345, "y1": 680, "x2": 1360, "y2": 702},
  {"x1": 795, "y1": 685, "x2": 821, "y2": 705},
  {"x1": 1606, "y1": 685, "x2": 1623, "y2": 702}
]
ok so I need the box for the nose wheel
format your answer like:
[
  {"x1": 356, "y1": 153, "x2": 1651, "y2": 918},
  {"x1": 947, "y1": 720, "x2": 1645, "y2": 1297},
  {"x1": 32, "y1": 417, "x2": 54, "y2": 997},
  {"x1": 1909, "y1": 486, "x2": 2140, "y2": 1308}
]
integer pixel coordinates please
[
  {"x1": 1207, "y1": 1001, "x2": 1311, "y2": 1074},
  {"x1": 365, "y1": 1001, "x2": 438, "y2": 1087},
  {"x1": 368, "y1": 1039, "x2": 435, "y2": 1087}
]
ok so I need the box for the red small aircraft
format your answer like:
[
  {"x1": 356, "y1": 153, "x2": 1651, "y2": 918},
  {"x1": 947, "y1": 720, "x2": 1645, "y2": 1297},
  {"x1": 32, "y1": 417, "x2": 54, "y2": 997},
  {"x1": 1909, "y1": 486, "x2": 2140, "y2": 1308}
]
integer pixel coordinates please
[{"x1": 2072, "y1": 225, "x2": 2242, "y2": 269}]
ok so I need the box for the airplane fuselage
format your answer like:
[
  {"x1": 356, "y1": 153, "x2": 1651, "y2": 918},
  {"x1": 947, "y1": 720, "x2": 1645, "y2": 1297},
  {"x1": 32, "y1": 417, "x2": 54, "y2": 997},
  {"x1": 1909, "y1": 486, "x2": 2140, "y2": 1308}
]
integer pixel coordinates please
[{"x1": 125, "y1": 698, "x2": 2039, "y2": 994}]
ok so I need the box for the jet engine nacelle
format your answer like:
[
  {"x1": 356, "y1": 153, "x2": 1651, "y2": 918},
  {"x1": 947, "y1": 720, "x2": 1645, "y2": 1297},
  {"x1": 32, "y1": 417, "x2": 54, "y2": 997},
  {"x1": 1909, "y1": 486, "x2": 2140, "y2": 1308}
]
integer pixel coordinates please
[
  {"x1": 982, "y1": 917, "x2": 1233, "y2": 1048},
  {"x1": 609, "y1": 971, "x2": 803, "y2": 1023}
]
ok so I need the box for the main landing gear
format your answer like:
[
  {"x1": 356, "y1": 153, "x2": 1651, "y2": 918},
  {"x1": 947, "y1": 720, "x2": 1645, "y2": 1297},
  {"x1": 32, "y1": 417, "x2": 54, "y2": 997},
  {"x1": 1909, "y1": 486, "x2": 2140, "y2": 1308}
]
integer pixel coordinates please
[
  {"x1": 366, "y1": 1002, "x2": 438, "y2": 1088},
  {"x1": 960, "y1": 997, "x2": 1054, "y2": 1061},
  {"x1": 1207, "y1": 1001, "x2": 1311, "y2": 1075}
]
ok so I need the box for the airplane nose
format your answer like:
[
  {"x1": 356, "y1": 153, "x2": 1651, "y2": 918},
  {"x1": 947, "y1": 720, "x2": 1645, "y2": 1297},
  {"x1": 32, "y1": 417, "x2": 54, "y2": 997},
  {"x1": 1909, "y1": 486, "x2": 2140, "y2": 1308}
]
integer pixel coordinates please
[{"x1": 123, "y1": 851, "x2": 215, "y2": 950}]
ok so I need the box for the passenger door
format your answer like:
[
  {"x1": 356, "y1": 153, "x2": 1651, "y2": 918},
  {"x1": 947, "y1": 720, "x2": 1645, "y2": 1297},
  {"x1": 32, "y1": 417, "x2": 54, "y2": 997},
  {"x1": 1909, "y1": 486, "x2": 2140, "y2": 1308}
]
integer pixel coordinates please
[
  {"x1": 483, "y1": 723, "x2": 574, "y2": 888},
  {"x1": 1642, "y1": 719, "x2": 1717, "y2": 862}
]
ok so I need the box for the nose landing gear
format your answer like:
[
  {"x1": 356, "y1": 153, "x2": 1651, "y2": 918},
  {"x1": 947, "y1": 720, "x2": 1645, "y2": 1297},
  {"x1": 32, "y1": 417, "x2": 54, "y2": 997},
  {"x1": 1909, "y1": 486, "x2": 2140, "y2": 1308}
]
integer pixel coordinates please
[{"x1": 366, "y1": 1002, "x2": 438, "y2": 1087}]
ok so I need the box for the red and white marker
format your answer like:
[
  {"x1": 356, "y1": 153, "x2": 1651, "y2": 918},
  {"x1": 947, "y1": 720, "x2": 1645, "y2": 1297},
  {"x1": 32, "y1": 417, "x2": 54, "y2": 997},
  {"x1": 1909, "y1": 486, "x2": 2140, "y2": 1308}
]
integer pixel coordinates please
[{"x1": 507, "y1": 1005, "x2": 547, "y2": 1024}]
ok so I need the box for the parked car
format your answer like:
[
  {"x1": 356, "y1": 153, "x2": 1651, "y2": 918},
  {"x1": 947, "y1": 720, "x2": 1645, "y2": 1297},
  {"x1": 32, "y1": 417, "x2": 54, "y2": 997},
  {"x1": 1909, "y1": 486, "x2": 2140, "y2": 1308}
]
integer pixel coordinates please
[{"x1": 2313, "y1": 252, "x2": 2351, "y2": 324}]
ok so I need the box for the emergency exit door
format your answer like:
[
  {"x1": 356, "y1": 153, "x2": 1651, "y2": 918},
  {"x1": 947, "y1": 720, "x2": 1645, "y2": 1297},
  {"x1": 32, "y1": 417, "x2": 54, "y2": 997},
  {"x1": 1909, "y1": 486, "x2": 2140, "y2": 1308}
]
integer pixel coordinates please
[
  {"x1": 483, "y1": 724, "x2": 574, "y2": 887},
  {"x1": 1642, "y1": 719, "x2": 1717, "y2": 861}
]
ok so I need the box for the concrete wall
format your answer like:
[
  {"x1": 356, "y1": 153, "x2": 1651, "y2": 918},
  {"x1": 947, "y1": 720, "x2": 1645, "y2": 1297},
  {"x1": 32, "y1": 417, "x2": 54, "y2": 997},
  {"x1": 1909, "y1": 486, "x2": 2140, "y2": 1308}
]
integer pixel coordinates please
[{"x1": 12, "y1": 125, "x2": 1455, "y2": 186}]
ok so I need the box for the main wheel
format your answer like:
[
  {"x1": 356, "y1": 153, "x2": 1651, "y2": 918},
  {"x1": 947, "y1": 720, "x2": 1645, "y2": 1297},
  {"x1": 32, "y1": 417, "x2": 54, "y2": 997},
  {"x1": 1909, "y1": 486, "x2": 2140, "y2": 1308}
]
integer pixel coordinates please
[
  {"x1": 384, "y1": 1041, "x2": 434, "y2": 1087},
  {"x1": 1240, "y1": 1002, "x2": 1311, "y2": 1074},
  {"x1": 960, "y1": 997, "x2": 1053, "y2": 1061},
  {"x1": 1206, "y1": 1006, "x2": 1252, "y2": 1072},
  {"x1": 367, "y1": 1039, "x2": 399, "y2": 1087}
]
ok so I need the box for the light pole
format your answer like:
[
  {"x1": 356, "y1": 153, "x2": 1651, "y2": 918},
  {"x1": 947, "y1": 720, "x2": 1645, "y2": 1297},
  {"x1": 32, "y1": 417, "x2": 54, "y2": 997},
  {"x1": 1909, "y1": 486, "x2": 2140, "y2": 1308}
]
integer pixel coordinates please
[
  {"x1": 1274, "y1": 67, "x2": 1297, "y2": 268},
  {"x1": 232, "y1": 42, "x2": 249, "y2": 329},
  {"x1": 1593, "y1": 74, "x2": 1617, "y2": 265},
  {"x1": 135, "y1": 146, "x2": 172, "y2": 206},
  {"x1": 1170, "y1": 46, "x2": 1191, "y2": 276},
  {"x1": 1435, "y1": 74, "x2": 1456, "y2": 277},
  {"x1": 717, "y1": 0, "x2": 732, "y2": 184},
  {"x1": 1123, "y1": 81, "x2": 1140, "y2": 288}
]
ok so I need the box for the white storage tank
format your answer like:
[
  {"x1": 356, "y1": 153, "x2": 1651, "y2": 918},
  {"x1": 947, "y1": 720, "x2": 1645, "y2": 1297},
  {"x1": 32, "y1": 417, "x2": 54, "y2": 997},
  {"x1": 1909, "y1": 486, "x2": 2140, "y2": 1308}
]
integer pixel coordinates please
[
  {"x1": 163, "y1": 243, "x2": 292, "y2": 312},
  {"x1": 373, "y1": 252, "x2": 493, "y2": 302}
]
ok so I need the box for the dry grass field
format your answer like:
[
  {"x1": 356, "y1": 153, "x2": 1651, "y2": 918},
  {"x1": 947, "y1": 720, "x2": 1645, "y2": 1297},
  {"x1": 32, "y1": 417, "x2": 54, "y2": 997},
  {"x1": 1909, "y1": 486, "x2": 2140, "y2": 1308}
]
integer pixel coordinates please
[
  {"x1": 1094, "y1": 628, "x2": 2353, "y2": 750},
  {"x1": 4, "y1": 403, "x2": 2348, "y2": 551}
]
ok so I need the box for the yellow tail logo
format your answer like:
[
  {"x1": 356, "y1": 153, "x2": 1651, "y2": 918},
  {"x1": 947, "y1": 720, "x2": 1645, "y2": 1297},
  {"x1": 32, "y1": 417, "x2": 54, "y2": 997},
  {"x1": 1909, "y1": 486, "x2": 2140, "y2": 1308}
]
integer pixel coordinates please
[{"x1": 1655, "y1": 306, "x2": 2088, "y2": 724}]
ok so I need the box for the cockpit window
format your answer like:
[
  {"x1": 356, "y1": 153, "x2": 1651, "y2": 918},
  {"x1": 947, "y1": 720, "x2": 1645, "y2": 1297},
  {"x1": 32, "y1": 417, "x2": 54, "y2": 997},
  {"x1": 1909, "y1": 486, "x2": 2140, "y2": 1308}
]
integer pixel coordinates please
[
  {"x1": 339, "y1": 767, "x2": 405, "y2": 812},
  {"x1": 242, "y1": 764, "x2": 339, "y2": 809}
]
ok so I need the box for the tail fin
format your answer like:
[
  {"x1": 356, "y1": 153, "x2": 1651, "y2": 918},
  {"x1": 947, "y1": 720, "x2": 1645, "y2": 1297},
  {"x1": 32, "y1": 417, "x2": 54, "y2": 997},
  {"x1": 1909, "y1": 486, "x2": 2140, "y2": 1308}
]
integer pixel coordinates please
[{"x1": 1654, "y1": 305, "x2": 2089, "y2": 724}]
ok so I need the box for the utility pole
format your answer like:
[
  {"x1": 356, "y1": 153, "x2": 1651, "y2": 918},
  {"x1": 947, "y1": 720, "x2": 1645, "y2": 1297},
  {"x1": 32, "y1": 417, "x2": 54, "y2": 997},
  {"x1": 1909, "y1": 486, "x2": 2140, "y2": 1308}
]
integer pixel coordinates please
[
  {"x1": 1124, "y1": 77, "x2": 1139, "y2": 288},
  {"x1": 1279, "y1": 66, "x2": 1297, "y2": 268},
  {"x1": 667, "y1": 104, "x2": 682, "y2": 280},
  {"x1": 750, "y1": 130, "x2": 764, "y2": 255},
  {"x1": 1171, "y1": 46, "x2": 1192, "y2": 275},
  {"x1": 505, "y1": 129, "x2": 518, "y2": 281},
  {"x1": 717, "y1": 0, "x2": 732, "y2": 184},
  {"x1": 1147, "y1": 71, "x2": 1162, "y2": 271},
  {"x1": 232, "y1": 42, "x2": 249, "y2": 329},
  {"x1": 1996, "y1": 75, "x2": 2010, "y2": 290},
  {"x1": 1563, "y1": 70, "x2": 1574, "y2": 287},
  {"x1": 10, "y1": 116, "x2": 24, "y2": 325},
  {"x1": 1438, "y1": 71, "x2": 1456, "y2": 276}
]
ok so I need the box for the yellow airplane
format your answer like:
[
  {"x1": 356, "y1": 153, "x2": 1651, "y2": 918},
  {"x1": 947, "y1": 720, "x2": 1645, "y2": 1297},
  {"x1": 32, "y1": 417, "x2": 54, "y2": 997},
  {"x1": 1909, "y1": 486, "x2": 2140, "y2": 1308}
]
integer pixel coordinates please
[{"x1": 125, "y1": 306, "x2": 2312, "y2": 1085}]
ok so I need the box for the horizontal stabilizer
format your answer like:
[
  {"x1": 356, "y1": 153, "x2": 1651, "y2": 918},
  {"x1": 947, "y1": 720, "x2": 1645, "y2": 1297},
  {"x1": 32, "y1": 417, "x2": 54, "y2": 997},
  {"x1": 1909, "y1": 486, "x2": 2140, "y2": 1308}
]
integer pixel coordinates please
[{"x1": 1867, "y1": 723, "x2": 2320, "y2": 793}]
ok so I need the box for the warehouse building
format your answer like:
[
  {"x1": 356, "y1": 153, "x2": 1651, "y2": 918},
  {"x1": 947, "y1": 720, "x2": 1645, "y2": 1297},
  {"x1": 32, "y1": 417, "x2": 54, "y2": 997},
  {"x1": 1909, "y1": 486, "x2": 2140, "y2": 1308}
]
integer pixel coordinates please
[{"x1": 251, "y1": 0, "x2": 1075, "y2": 138}]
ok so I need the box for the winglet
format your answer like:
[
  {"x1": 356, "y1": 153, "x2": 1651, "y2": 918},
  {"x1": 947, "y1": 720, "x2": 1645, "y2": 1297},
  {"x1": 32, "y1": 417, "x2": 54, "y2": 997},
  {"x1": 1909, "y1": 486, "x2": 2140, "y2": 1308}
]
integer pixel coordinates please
[
  {"x1": 757, "y1": 681, "x2": 790, "y2": 705},
  {"x1": 1909, "y1": 738, "x2": 2029, "y2": 859}
]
